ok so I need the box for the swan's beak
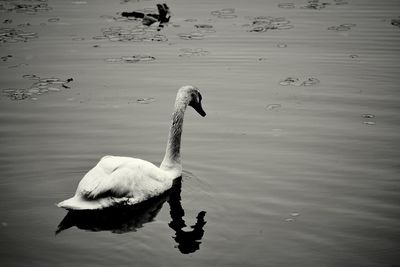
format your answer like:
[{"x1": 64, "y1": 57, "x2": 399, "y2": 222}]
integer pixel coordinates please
[{"x1": 192, "y1": 102, "x2": 206, "y2": 117}]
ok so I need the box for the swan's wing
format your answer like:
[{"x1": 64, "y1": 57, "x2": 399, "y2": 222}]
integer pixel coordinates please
[{"x1": 76, "y1": 156, "x2": 169, "y2": 201}]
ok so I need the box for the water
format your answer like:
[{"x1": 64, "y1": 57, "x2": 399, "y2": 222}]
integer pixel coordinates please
[{"x1": 1, "y1": 0, "x2": 400, "y2": 266}]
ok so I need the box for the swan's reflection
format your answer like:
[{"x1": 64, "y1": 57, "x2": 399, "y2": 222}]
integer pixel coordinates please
[{"x1": 56, "y1": 177, "x2": 206, "y2": 254}]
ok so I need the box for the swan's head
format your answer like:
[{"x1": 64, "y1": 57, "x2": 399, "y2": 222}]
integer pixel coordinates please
[{"x1": 179, "y1": 85, "x2": 206, "y2": 117}]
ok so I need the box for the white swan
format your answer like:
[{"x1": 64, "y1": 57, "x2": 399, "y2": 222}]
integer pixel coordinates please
[{"x1": 57, "y1": 85, "x2": 206, "y2": 210}]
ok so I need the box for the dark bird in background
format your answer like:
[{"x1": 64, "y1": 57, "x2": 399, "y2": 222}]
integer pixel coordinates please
[{"x1": 121, "y1": 3, "x2": 171, "y2": 28}]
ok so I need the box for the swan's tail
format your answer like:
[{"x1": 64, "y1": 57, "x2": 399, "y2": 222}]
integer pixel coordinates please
[{"x1": 57, "y1": 195, "x2": 105, "y2": 210}]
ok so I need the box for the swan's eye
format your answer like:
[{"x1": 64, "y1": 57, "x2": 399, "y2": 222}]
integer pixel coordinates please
[{"x1": 191, "y1": 93, "x2": 198, "y2": 103}]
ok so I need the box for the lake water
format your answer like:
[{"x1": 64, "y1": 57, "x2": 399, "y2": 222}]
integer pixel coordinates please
[{"x1": 1, "y1": 0, "x2": 400, "y2": 266}]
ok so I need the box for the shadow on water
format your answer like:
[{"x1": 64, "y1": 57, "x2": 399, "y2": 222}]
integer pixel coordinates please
[{"x1": 56, "y1": 178, "x2": 207, "y2": 254}]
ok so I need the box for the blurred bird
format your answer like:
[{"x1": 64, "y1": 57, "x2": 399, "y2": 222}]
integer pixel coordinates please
[{"x1": 121, "y1": 3, "x2": 171, "y2": 29}]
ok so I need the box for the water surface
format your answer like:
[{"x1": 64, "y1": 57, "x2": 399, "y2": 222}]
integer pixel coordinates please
[{"x1": 1, "y1": 0, "x2": 400, "y2": 266}]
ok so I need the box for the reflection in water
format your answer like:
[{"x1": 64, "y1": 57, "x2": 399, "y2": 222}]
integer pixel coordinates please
[{"x1": 56, "y1": 178, "x2": 206, "y2": 254}]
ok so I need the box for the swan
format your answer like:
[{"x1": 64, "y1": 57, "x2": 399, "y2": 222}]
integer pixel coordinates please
[{"x1": 57, "y1": 85, "x2": 206, "y2": 210}]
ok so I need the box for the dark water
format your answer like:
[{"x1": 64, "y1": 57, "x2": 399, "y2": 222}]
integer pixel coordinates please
[{"x1": 1, "y1": 0, "x2": 400, "y2": 266}]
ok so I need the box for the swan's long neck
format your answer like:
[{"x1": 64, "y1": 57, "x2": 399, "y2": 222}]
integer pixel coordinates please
[{"x1": 160, "y1": 97, "x2": 187, "y2": 174}]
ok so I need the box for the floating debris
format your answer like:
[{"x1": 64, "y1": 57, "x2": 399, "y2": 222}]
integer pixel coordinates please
[
  {"x1": 279, "y1": 77, "x2": 300, "y2": 86},
  {"x1": 178, "y1": 24, "x2": 215, "y2": 40},
  {"x1": 301, "y1": 77, "x2": 320, "y2": 86},
  {"x1": 300, "y1": 0, "x2": 330, "y2": 9},
  {"x1": 17, "y1": 23, "x2": 31, "y2": 27},
  {"x1": 278, "y1": 3, "x2": 295, "y2": 9},
  {"x1": 0, "y1": 0, "x2": 52, "y2": 14},
  {"x1": 391, "y1": 18, "x2": 400, "y2": 28},
  {"x1": 120, "y1": 0, "x2": 140, "y2": 4},
  {"x1": 285, "y1": 212, "x2": 300, "y2": 222},
  {"x1": 92, "y1": 35, "x2": 108, "y2": 40},
  {"x1": 362, "y1": 114, "x2": 376, "y2": 126},
  {"x1": 211, "y1": 8, "x2": 237, "y2": 19},
  {"x1": 194, "y1": 24, "x2": 216, "y2": 33},
  {"x1": 246, "y1": 16, "x2": 293, "y2": 32},
  {"x1": 0, "y1": 27, "x2": 38, "y2": 43},
  {"x1": 362, "y1": 114, "x2": 375, "y2": 119},
  {"x1": 278, "y1": 0, "x2": 347, "y2": 9},
  {"x1": 349, "y1": 54, "x2": 359, "y2": 59},
  {"x1": 179, "y1": 48, "x2": 209, "y2": 57},
  {"x1": 184, "y1": 18, "x2": 197, "y2": 22},
  {"x1": 1, "y1": 55, "x2": 12, "y2": 61},
  {"x1": 3, "y1": 19, "x2": 13, "y2": 24},
  {"x1": 22, "y1": 74, "x2": 40, "y2": 80},
  {"x1": 178, "y1": 32, "x2": 205, "y2": 40},
  {"x1": 279, "y1": 77, "x2": 320, "y2": 86},
  {"x1": 99, "y1": 26, "x2": 167, "y2": 42},
  {"x1": 48, "y1": 18, "x2": 60, "y2": 23},
  {"x1": 2, "y1": 75, "x2": 73, "y2": 101},
  {"x1": 71, "y1": 37, "x2": 85, "y2": 41},
  {"x1": 2, "y1": 88, "x2": 29, "y2": 100},
  {"x1": 8, "y1": 63, "x2": 28, "y2": 68},
  {"x1": 105, "y1": 55, "x2": 156, "y2": 63},
  {"x1": 328, "y1": 23, "x2": 356, "y2": 32},
  {"x1": 265, "y1": 104, "x2": 282, "y2": 110},
  {"x1": 136, "y1": 97, "x2": 155, "y2": 104},
  {"x1": 194, "y1": 24, "x2": 213, "y2": 29}
]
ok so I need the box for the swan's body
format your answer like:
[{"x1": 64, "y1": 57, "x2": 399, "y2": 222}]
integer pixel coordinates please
[{"x1": 58, "y1": 86, "x2": 206, "y2": 210}]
